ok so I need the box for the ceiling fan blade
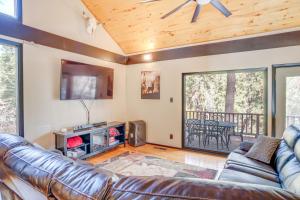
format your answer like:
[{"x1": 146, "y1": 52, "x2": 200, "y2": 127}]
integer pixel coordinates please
[
  {"x1": 161, "y1": 0, "x2": 192, "y2": 19},
  {"x1": 140, "y1": 0, "x2": 160, "y2": 3},
  {"x1": 210, "y1": 0, "x2": 232, "y2": 17},
  {"x1": 191, "y1": 4, "x2": 201, "y2": 23}
]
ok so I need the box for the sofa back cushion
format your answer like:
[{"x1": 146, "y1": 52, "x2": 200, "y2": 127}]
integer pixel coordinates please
[
  {"x1": 274, "y1": 125, "x2": 300, "y2": 194},
  {"x1": 50, "y1": 165, "x2": 112, "y2": 200},
  {"x1": 274, "y1": 141, "x2": 295, "y2": 173},
  {"x1": 282, "y1": 125, "x2": 300, "y2": 149},
  {"x1": 295, "y1": 139, "x2": 300, "y2": 161},
  {"x1": 109, "y1": 176, "x2": 300, "y2": 200},
  {"x1": 3, "y1": 145, "x2": 74, "y2": 195},
  {"x1": 0, "y1": 134, "x2": 31, "y2": 159},
  {"x1": 280, "y1": 157, "x2": 300, "y2": 194}
]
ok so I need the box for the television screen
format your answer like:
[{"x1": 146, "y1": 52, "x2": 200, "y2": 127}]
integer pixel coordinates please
[{"x1": 60, "y1": 60, "x2": 114, "y2": 100}]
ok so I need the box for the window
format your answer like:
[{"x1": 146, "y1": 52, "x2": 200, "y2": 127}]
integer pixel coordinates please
[
  {"x1": 286, "y1": 76, "x2": 300, "y2": 127},
  {"x1": 0, "y1": 39, "x2": 23, "y2": 136},
  {"x1": 183, "y1": 68, "x2": 267, "y2": 153},
  {"x1": 0, "y1": 0, "x2": 22, "y2": 21}
]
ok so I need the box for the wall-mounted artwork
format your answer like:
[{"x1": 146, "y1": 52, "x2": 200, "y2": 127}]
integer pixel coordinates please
[{"x1": 141, "y1": 71, "x2": 160, "y2": 99}]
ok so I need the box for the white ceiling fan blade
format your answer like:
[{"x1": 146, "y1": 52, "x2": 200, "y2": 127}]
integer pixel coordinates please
[
  {"x1": 161, "y1": 0, "x2": 193, "y2": 19},
  {"x1": 210, "y1": 0, "x2": 232, "y2": 17}
]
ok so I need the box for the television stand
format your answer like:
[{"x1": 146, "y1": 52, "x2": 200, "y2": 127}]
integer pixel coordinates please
[{"x1": 53, "y1": 122, "x2": 125, "y2": 160}]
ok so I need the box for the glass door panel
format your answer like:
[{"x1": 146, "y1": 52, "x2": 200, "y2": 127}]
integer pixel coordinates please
[
  {"x1": 275, "y1": 66, "x2": 300, "y2": 138},
  {"x1": 183, "y1": 69, "x2": 267, "y2": 153}
]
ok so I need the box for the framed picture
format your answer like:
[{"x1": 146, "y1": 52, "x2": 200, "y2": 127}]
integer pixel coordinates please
[{"x1": 141, "y1": 71, "x2": 160, "y2": 99}]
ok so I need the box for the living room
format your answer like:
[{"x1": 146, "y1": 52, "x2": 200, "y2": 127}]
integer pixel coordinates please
[{"x1": 0, "y1": 0, "x2": 300, "y2": 199}]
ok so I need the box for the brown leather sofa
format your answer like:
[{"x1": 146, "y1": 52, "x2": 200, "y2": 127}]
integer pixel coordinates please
[{"x1": 0, "y1": 126, "x2": 300, "y2": 200}]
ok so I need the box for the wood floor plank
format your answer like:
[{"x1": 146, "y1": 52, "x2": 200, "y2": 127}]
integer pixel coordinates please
[{"x1": 87, "y1": 144, "x2": 226, "y2": 171}]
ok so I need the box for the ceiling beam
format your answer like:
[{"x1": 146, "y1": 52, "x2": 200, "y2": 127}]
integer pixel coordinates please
[
  {"x1": 127, "y1": 31, "x2": 300, "y2": 65},
  {"x1": 1, "y1": 14, "x2": 300, "y2": 65}
]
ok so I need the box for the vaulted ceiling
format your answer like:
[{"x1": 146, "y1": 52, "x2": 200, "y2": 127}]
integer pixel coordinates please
[{"x1": 81, "y1": 0, "x2": 300, "y2": 54}]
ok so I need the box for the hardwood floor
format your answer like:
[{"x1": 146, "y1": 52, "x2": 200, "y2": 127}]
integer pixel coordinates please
[{"x1": 87, "y1": 143, "x2": 227, "y2": 172}]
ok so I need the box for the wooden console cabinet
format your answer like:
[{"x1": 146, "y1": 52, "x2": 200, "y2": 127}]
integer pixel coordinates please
[{"x1": 54, "y1": 122, "x2": 125, "y2": 159}]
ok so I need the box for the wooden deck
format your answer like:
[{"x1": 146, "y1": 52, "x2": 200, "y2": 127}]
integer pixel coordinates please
[{"x1": 185, "y1": 135, "x2": 256, "y2": 153}]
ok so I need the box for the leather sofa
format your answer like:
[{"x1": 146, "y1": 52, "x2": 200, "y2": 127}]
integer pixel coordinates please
[{"x1": 0, "y1": 126, "x2": 300, "y2": 200}]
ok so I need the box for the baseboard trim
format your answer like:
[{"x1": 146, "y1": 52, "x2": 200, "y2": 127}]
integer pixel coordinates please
[
  {"x1": 146, "y1": 142, "x2": 182, "y2": 150},
  {"x1": 146, "y1": 142, "x2": 228, "y2": 157}
]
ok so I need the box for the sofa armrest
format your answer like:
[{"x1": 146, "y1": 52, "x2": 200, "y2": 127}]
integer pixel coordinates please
[
  {"x1": 240, "y1": 141, "x2": 254, "y2": 152},
  {"x1": 108, "y1": 176, "x2": 300, "y2": 200},
  {"x1": 0, "y1": 181, "x2": 22, "y2": 200}
]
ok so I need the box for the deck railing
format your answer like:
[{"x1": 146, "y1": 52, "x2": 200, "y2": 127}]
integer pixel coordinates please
[{"x1": 185, "y1": 111, "x2": 265, "y2": 137}]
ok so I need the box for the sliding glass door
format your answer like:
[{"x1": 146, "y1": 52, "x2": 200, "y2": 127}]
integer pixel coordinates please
[
  {"x1": 183, "y1": 68, "x2": 267, "y2": 153},
  {"x1": 0, "y1": 39, "x2": 23, "y2": 136},
  {"x1": 274, "y1": 65, "x2": 300, "y2": 138}
]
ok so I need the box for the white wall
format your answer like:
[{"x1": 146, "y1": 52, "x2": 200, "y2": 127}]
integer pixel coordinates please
[
  {"x1": 1, "y1": 0, "x2": 126, "y2": 148},
  {"x1": 23, "y1": 43, "x2": 126, "y2": 148},
  {"x1": 126, "y1": 45, "x2": 300, "y2": 148},
  {"x1": 23, "y1": 0, "x2": 124, "y2": 55}
]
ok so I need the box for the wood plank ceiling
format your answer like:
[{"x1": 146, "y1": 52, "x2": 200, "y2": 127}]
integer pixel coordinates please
[{"x1": 82, "y1": 0, "x2": 300, "y2": 54}]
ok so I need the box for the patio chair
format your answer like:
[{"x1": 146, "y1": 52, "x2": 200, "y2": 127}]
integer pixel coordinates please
[
  {"x1": 185, "y1": 119, "x2": 205, "y2": 147},
  {"x1": 203, "y1": 120, "x2": 226, "y2": 149},
  {"x1": 226, "y1": 120, "x2": 245, "y2": 147}
]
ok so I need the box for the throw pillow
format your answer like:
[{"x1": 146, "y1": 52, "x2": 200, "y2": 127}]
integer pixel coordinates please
[{"x1": 245, "y1": 135, "x2": 281, "y2": 164}]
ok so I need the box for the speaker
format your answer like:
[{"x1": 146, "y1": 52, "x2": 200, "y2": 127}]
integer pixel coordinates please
[{"x1": 128, "y1": 120, "x2": 146, "y2": 147}]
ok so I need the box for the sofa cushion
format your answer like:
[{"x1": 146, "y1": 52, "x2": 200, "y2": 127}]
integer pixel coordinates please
[
  {"x1": 245, "y1": 135, "x2": 281, "y2": 164},
  {"x1": 50, "y1": 165, "x2": 112, "y2": 200},
  {"x1": 224, "y1": 162, "x2": 280, "y2": 183},
  {"x1": 294, "y1": 139, "x2": 300, "y2": 161},
  {"x1": 284, "y1": 172, "x2": 300, "y2": 195},
  {"x1": 218, "y1": 169, "x2": 281, "y2": 188},
  {"x1": 274, "y1": 141, "x2": 295, "y2": 173},
  {"x1": 108, "y1": 176, "x2": 299, "y2": 200},
  {"x1": 0, "y1": 134, "x2": 31, "y2": 160},
  {"x1": 227, "y1": 152, "x2": 277, "y2": 176},
  {"x1": 280, "y1": 157, "x2": 300, "y2": 194},
  {"x1": 3, "y1": 145, "x2": 73, "y2": 195},
  {"x1": 283, "y1": 125, "x2": 300, "y2": 149}
]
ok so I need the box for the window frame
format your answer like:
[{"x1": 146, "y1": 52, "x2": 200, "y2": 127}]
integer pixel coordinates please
[
  {"x1": 0, "y1": 38, "x2": 24, "y2": 137},
  {"x1": 0, "y1": 0, "x2": 22, "y2": 22}
]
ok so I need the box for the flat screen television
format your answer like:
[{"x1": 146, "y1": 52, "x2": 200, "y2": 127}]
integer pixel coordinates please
[{"x1": 60, "y1": 60, "x2": 114, "y2": 100}]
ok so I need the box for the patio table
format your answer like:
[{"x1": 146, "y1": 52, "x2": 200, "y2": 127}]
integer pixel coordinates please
[{"x1": 186, "y1": 119, "x2": 237, "y2": 149}]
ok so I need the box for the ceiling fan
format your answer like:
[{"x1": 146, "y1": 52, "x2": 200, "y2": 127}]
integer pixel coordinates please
[{"x1": 140, "y1": 0, "x2": 232, "y2": 23}]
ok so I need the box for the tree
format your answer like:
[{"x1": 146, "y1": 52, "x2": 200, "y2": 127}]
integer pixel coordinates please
[
  {"x1": 225, "y1": 73, "x2": 236, "y2": 114},
  {"x1": 0, "y1": 44, "x2": 17, "y2": 133}
]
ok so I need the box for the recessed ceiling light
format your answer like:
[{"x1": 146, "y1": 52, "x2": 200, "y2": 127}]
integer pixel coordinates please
[{"x1": 143, "y1": 54, "x2": 153, "y2": 61}]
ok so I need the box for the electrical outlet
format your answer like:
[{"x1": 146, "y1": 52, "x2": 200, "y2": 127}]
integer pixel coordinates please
[{"x1": 170, "y1": 134, "x2": 173, "y2": 140}]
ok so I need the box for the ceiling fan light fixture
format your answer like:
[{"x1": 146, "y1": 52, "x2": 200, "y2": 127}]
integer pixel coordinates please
[{"x1": 197, "y1": 0, "x2": 211, "y2": 5}]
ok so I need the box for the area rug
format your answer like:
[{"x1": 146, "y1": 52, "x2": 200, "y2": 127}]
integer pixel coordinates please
[{"x1": 95, "y1": 151, "x2": 217, "y2": 179}]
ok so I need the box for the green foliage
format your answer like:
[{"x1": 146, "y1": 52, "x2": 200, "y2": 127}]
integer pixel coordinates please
[
  {"x1": 0, "y1": 44, "x2": 17, "y2": 133},
  {"x1": 286, "y1": 77, "x2": 300, "y2": 116},
  {"x1": 185, "y1": 71, "x2": 265, "y2": 114},
  {"x1": 185, "y1": 73, "x2": 226, "y2": 112}
]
